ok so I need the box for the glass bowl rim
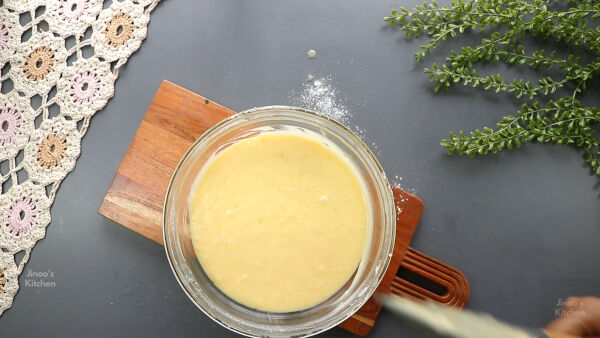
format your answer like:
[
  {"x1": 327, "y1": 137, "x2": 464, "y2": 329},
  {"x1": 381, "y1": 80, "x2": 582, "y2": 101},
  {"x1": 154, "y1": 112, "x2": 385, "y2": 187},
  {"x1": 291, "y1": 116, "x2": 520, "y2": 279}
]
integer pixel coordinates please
[{"x1": 162, "y1": 105, "x2": 396, "y2": 337}]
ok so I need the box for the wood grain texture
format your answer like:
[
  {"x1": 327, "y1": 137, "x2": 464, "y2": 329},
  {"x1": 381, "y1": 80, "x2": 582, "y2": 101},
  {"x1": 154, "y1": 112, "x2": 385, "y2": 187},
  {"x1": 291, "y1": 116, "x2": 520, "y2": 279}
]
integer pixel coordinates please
[
  {"x1": 99, "y1": 80, "x2": 469, "y2": 335},
  {"x1": 392, "y1": 247, "x2": 470, "y2": 308},
  {"x1": 99, "y1": 81, "x2": 233, "y2": 244},
  {"x1": 338, "y1": 187, "x2": 423, "y2": 335}
]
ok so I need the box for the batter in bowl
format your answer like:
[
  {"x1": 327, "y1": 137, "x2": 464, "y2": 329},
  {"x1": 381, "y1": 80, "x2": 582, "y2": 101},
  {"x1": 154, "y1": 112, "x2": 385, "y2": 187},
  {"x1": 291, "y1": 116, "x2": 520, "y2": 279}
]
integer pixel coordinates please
[{"x1": 189, "y1": 131, "x2": 371, "y2": 312}]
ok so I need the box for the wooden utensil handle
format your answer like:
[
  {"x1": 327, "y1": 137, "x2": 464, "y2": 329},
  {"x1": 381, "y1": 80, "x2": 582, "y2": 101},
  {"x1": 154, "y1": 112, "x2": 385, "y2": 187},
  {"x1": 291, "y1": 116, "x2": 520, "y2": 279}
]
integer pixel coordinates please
[{"x1": 391, "y1": 247, "x2": 470, "y2": 307}]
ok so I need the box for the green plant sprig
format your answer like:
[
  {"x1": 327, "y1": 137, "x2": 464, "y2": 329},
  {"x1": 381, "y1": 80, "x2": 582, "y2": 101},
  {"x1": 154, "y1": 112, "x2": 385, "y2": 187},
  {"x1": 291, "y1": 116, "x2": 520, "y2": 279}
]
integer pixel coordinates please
[
  {"x1": 424, "y1": 64, "x2": 566, "y2": 98},
  {"x1": 386, "y1": 0, "x2": 600, "y2": 177}
]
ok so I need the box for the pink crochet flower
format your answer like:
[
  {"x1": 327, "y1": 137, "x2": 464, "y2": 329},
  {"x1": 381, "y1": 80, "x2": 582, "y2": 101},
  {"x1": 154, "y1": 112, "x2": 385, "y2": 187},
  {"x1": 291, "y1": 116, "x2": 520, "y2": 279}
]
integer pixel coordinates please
[
  {"x1": 4, "y1": 197, "x2": 38, "y2": 237},
  {"x1": 68, "y1": 70, "x2": 101, "y2": 104},
  {"x1": 58, "y1": 0, "x2": 91, "y2": 22},
  {"x1": 0, "y1": 21, "x2": 9, "y2": 53},
  {"x1": 0, "y1": 107, "x2": 22, "y2": 147}
]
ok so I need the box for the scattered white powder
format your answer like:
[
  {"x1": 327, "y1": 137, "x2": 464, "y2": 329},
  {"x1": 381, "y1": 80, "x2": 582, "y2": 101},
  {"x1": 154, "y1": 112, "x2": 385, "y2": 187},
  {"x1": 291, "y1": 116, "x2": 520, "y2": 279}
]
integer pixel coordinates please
[
  {"x1": 291, "y1": 76, "x2": 416, "y2": 199},
  {"x1": 393, "y1": 175, "x2": 407, "y2": 217},
  {"x1": 396, "y1": 204, "x2": 403, "y2": 220},
  {"x1": 391, "y1": 174, "x2": 405, "y2": 191},
  {"x1": 306, "y1": 49, "x2": 317, "y2": 59},
  {"x1": 292, "y1": 76, "x2": 350, "y2": 125},
  {"x1": 391, "y1": 174, "x2": 418, "y2": 195}
]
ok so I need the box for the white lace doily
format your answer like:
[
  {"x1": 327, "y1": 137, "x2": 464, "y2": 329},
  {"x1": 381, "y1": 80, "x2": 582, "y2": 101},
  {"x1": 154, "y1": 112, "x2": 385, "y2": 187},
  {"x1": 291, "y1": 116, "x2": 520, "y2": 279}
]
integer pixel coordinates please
[{"x1": 0, "y1": 0, "x2": 161, "y2": 315}]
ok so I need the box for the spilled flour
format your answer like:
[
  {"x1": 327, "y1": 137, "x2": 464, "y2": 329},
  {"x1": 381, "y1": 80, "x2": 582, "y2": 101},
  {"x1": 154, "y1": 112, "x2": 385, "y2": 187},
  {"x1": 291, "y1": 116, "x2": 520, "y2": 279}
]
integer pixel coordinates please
[
  {"x1": 290, "y1": 75, "x2": 414, "y2": 204},
  {"x1": 290, "y1": 76, "x2": 370, "y2": 156},
  {"x1": 292, "y1": 76, "x2": 350, "y2": 125}
]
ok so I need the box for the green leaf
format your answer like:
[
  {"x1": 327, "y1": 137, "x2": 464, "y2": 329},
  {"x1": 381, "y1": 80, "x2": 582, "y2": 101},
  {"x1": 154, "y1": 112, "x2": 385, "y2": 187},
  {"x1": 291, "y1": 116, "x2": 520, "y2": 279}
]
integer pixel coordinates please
[{"x1": 385, "y1": 3, "x2": 600, "y2": 179}]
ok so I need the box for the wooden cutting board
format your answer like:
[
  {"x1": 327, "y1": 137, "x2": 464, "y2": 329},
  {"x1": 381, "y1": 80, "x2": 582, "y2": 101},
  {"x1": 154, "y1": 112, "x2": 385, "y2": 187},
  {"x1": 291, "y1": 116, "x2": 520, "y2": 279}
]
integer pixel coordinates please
[{"x1": 99, "y1": 80, "x2": 469, "y2": 335}]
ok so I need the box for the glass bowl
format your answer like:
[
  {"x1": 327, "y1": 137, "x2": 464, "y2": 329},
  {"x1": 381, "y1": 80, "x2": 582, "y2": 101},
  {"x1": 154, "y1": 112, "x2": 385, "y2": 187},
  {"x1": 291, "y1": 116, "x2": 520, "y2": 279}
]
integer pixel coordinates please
[{"x1": 163, "y1": 106, "x2": 396, "y2": 337}]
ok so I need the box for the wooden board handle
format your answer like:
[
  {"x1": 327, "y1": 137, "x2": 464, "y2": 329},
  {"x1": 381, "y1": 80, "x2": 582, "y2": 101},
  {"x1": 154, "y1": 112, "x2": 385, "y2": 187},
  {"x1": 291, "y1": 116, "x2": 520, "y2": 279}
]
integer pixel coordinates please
[{"x1": 391, "y1": 247, "x2": 470, "y2": 307}]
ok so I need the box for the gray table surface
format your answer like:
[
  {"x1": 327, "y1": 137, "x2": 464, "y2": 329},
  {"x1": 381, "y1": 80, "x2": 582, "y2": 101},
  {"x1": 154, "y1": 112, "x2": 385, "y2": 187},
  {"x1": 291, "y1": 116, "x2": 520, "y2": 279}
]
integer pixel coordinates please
[{"x1": 2, "y1": 1, "x2": 599, "y2": 337}]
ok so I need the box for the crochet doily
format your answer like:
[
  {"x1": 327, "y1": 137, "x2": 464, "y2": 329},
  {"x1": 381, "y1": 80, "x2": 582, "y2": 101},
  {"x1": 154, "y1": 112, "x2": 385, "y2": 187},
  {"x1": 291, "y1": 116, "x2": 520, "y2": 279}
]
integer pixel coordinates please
[{"x1": 0, "y1": 0, "x2": 160, "y2": 315}]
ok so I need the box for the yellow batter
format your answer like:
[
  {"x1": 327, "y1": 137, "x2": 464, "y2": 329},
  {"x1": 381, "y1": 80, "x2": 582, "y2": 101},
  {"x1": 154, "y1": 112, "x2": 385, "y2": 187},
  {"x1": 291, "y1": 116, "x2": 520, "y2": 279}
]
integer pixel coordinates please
[{"x1": 189, "y1": 131, "x2": 370, "y2": 312}]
